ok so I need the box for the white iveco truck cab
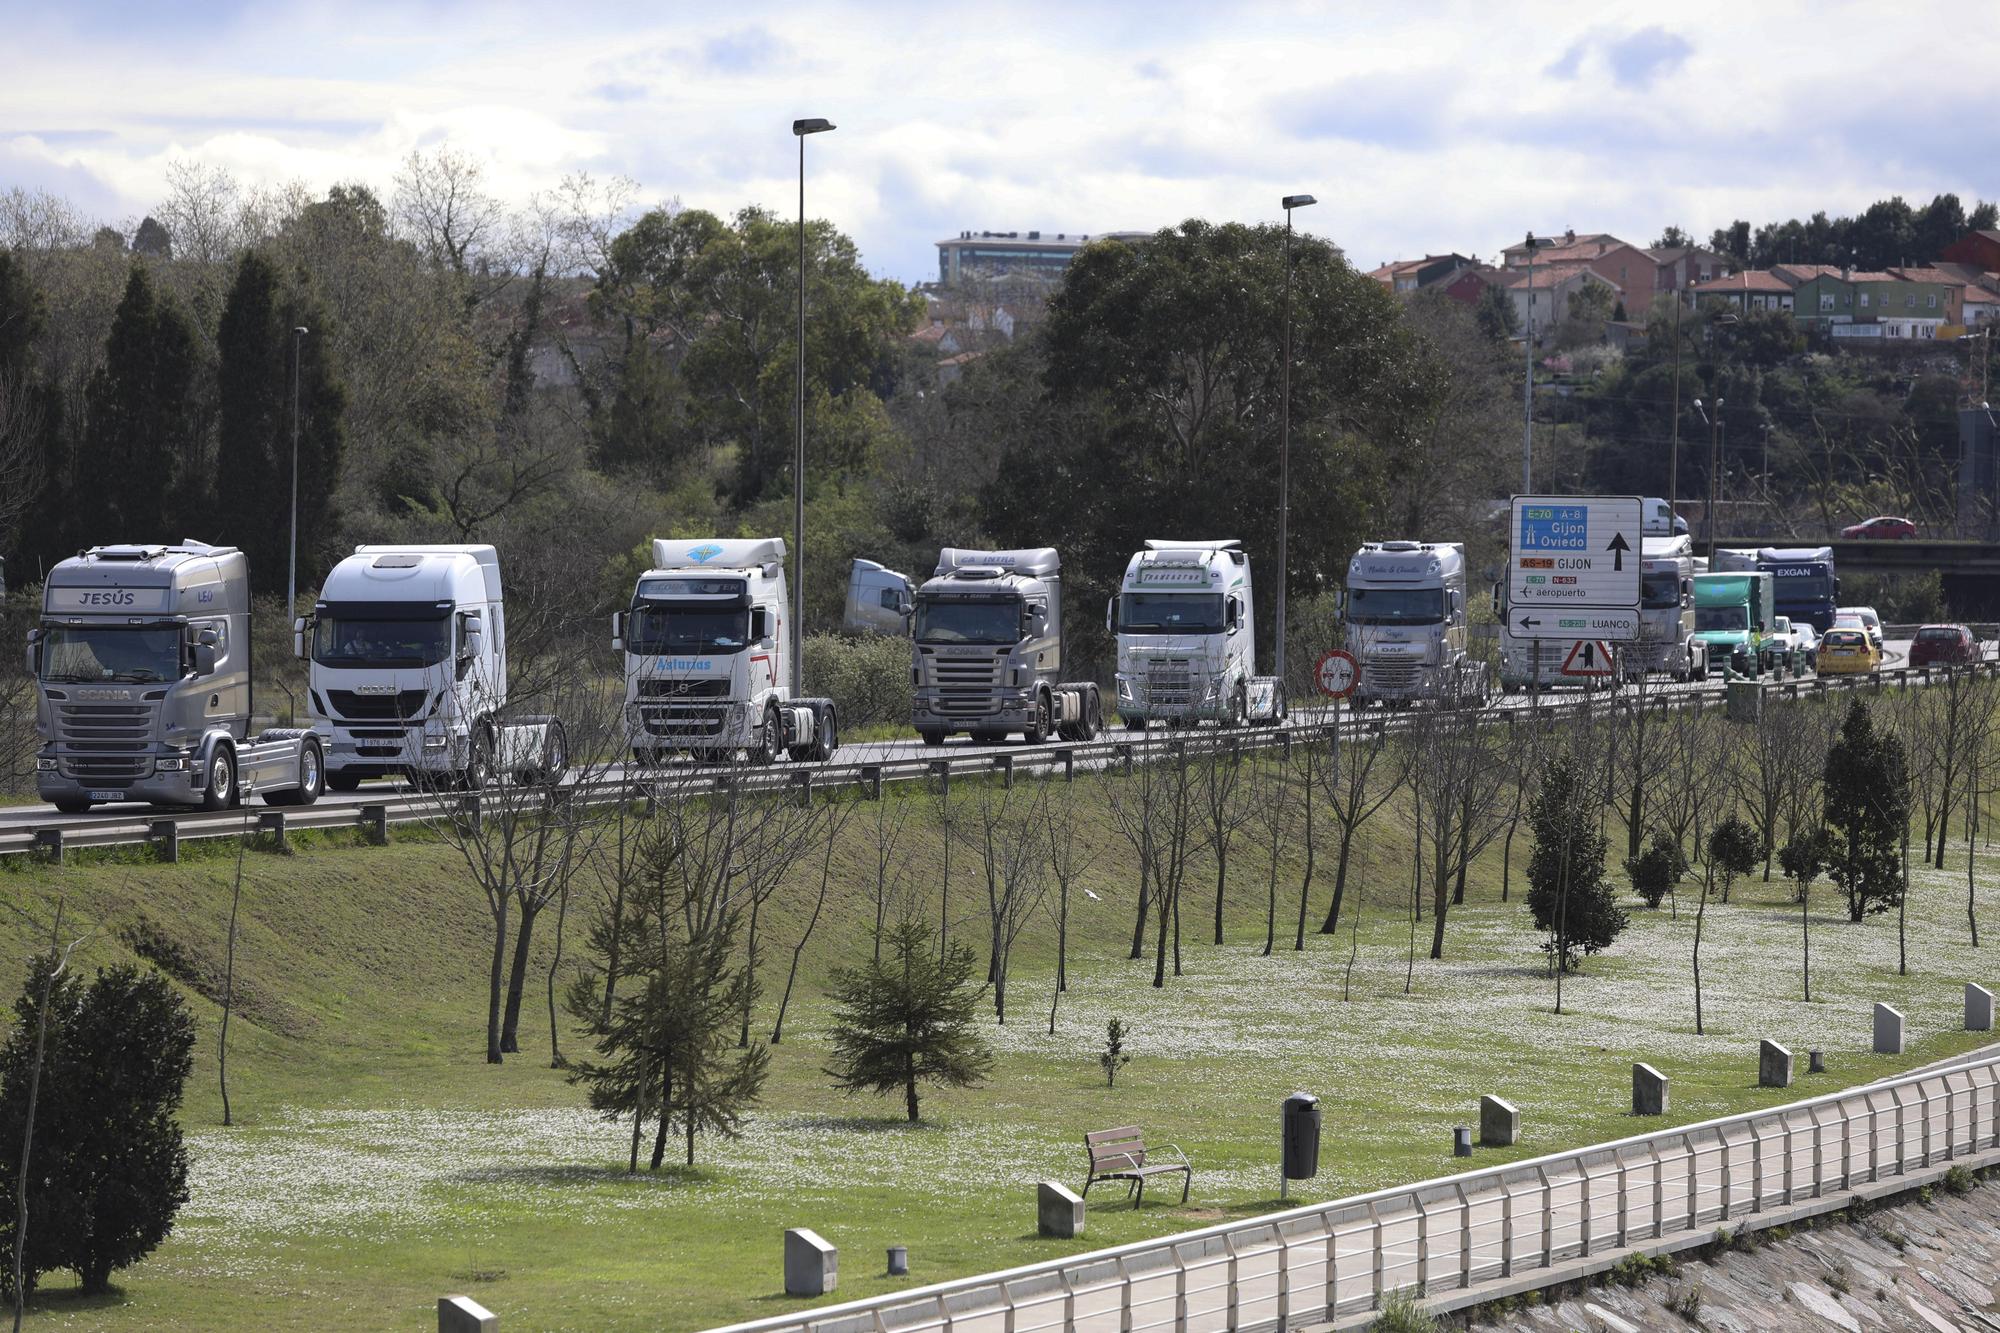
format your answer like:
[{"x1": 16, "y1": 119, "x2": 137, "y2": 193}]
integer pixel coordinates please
[
  {"x1": 300, "y1": 545, "x2": 568, "y2": 791},
  {"x1": 910, "y1": 548, "x2": 1102, "y2": 746},
  {"x1": 1110, "y1": 539, "x2": 1283, "y2": 728},
  {"x1": 29, "y1": 541, "x2": 324, "y2": 813},
  {"x1": 1629, "y1": 534, "x2": 1708, "y2": 681},
  {"x1": 842, "y1": 559, "x2": 915, "y2": 637},
  {"x1": 1343, "y1": 541, "x2": 1484, "y2": 707},
  {"x1": 614, "y1": 538, "x2": 837, "y2": 766}
]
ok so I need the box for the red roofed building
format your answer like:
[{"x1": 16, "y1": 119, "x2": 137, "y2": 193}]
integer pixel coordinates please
[
  {"x1": 1367, "y1": 253, "x2": 1477, "y2": 294},
  {"x1": 1690, "y1": 269, "x2": 1796, "y2": 314},
  {"x1": 1494, "y1": 264, "x2": 1621, "y2": 344},
  {"x1": 1942, "y1": 230, "x2": 2000, "y2": 274}
]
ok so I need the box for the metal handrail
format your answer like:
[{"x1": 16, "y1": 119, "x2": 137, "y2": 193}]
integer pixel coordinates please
[{"x1": 698, "y1": 1043, "x2": 2000, "y2": 1333}]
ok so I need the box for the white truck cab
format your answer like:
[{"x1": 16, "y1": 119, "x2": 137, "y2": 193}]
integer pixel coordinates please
[
  {"x1": 1110, "y1": 539, "x2": 1282, "y2": 727},
  {"x1": 1346, "y1": 541, "x2": 1484, "y2": 706},
  {"x1": 614, "y1": 538, "x2": 837, "y2": 765},
  {"x1": 300, "y1": 545, "x2": 567, "y2": 791}
]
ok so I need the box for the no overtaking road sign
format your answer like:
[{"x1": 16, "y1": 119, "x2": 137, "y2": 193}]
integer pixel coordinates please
[{"x1": 1508, "y1": 495, "x2": 1642, "y2": 642}]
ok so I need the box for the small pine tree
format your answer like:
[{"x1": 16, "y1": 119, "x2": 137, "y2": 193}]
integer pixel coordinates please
[
  {"x1": 826, "y1": 919, "x2": 994, "y2": 1122},
  {"x1": 0, "y1": 959, "x2": 194, "y2": 1297},
  {"x1": 1525, "y1": 755, "x2": 1628, "y2": 972},
  {"x1": 1625, "y1": 830, "x2": 1687, "y2": 909},
  {"x1": 1099, "y1": 1017, "x2": 1132, "y2": 1087},
  {"x1": 1823, "y1": 700, "x2": 1910, "y2": 922},
  {"x1": 1709, "y1": 817, "x2": 1759, "y2": 904}
]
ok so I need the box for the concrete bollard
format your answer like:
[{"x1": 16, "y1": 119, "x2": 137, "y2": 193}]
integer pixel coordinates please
[
  {"x1": 886, "y1": 1245, "x2": 907, "y2": 1276},
  {"x1": 360, "y1": 803, "x2": 389, "y2": 845},
  {"x1": 31, "y1": 829, "x2": 62, "y2": 865},
  {"x1": 861, "y1": 766, "x2": 883, "y2": 800},
  {"x1": 785, "y1": 1228, "x2": 837, "y2": 1297},
  {"x1": 1057, "y1": 749, "x2": 1074, "y2": 781},
  {"x1": 1453, "y1": 1126, "x2": 1473, "y2": 1157},
  {"x1": 1809, "y1": 1049, "x2": 1826, "y2": 1074},
  {"x1": 149, "y1": 818, "x2": 180, "y2": 863},
  {"x1": 1726, "y1": 679, "x2": 1763, "y2": 724},
  {"x1": 993, "y1": 754, "x2": 1013, "y2": 789},
  {"x1": 1874, "y1": 1002, "x2": 1905, "y2": 1054},
  {"x1": 1759, "y1": 1040, "x2": 1793, "y2": 1088},
  {"x1": 256, "y1": 809, "x2": 288, "y2": 851},
  {"x1": 1632, "y1": 1063, "x2": 1668, "y2": 1116},
  {"x1": 1037, "y1": 1180, "x2": 1085, "y2": 1238},
  {"x1": 1968, "y1": 984, "x2": 1995, "y2": 1033},
  {"x1": 1479, "y1": 1095, "x2": 1519, "y2": 1147},
  {"x1": 438, "y1": 1295, "x2": 498, "y2": 1332}
]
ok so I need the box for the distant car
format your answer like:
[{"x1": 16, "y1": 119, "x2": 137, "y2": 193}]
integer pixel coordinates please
[
  {"x1": 1768, "y1": 616, "x2": 1818, "y2": 672},
  {"x1": 1910, "y1": 623, "x2": 1978, "y2": 667},
  {"x1": 1841, "y1": 515, "x2": 1917, "y2": 540},
  {"x1": 1817, "y1": 628, "x2": 1881, "y2": 675},
  {"x1": 1834, "y1": 605, "x2": 1884, "y2": 649}
]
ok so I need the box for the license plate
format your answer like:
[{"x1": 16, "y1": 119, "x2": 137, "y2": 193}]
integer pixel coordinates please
[{"x1": 87, "y1": 790, "x2": 122, "y2": 802}]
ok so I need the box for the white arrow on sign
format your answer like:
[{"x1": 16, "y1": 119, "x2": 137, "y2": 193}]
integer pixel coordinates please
[{"x1": 1560, "y1": 639, "x2": 1618, "y2": 677}]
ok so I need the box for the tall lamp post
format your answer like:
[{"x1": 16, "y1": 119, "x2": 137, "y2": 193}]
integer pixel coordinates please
[
  {"x1": 1693, "y1": 396, "x2": 1725, "y2": 556},
  {"x1": 1962, "y1": 326, "x2": 1994, "y2": 404},
  {"x1": 286, "y1": 325, "x2": 308, "y2": 625},
  {"x1": 1521, "y1": 232, "x2": 1537, "y2": 493},
  {"x1": 790, "y1": 117, "x2": 834, "y2": 695},
  {"x1": 1274, "y1": 193, "x2": 1316, "y2": 684}
]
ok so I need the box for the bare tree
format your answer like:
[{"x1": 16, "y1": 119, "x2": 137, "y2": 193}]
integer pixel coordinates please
[
  {"x1": 1108, "y1": 742, "x2": 1203, "y2": 988},
  {"x1": 966, "y1": 782, "x2": 1049, "y2": 1024},
  {"x1": 393, "y1": 145, "x2": 507, "y2": 293},
  {"x1": 1042, "y1": 772, "x2": 1098, "y2": 1019},
  {"x1": 1316, "y1": 719, "x2": 1399, "y2": 934},
  {"x1": 1253, "y1": 750, "x2": 1295, "y2": 956},
  {"x1": 865, "y1": 794, "x2": 917, "y2": 963},
  {"x1": 772, "y1": 800, "x2": 855, "y2": 1044},
  {"x1": 154, "y1": 159, "x2": 243, "y2": 265},
  {"x1": 1289, "y1": 734, "x2": 1323, "y2": 950},
  {"x1": 1200, "y1": 744, "x2": 1253, "y2": 944},
  {"x1": 1407, "y1": 707, "x2": 1508, "y2": 959}
]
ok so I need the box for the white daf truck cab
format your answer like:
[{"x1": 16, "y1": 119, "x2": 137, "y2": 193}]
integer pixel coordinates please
[
  {"x1": 613, "y1": 537, "x2": 837, "y2": 766},
  {"x1": 299, "y1": 545, "x2": 568, "y2": 791},
  {"x1": 1344, "y1": 540, "x2": 1485, "y2": 706},
  {"x1": 1109, "y1": 538, "x2": 1283, "y2": 728},
  {"x1": 28, "y1": 541, "x2": 324, "y2": 813}
]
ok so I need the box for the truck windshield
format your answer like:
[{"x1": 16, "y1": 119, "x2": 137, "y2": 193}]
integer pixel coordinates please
[
  {"x1": 314, "y1": 616, "x2": 451, "y2": 668},
  {"x1": 38, "y1": 625, "x2": 182, "y2": 683},
  {"x1": 1347, "y1": 587, "x2": 1443, "y2": 625},
  {"x1": 1119, "y1": 592, "x2": 1223, "y2": 634},
  {"x1": 1767, "y1": 568, "x2": 1834, "y2": 600},
  {"x1": 1695, "y1": 606, "x2": 1748, "y2": 632},
  {"x1": 914, "y1": 597, "x2": 1020, "y2": 644},
  {"x1": 1641, "y1": 572, "x2": 1681, "y2": 608},
  {"x1": 628, "y1": 603, "x2": 750, "y2": 654}
]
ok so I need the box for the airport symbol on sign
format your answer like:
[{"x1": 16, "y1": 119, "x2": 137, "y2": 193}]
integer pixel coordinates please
[{"x1": 1509, "y1": 495, "x2": 1642, "y2": 641}]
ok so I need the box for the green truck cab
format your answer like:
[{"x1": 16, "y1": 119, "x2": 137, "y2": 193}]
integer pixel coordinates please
[{"x1": 1692, "y1": 571, "x2": 1788, "y2": 678}]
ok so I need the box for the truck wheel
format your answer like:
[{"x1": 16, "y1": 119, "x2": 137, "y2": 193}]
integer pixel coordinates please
[
  {"x1": 1272, "y1": 683, "x2": 1288, "y2": 725},
  {"x1": 268, "y1": 740, "x2": 325, "y2": 807},
  {"x1": 1080, "y1": 690, "x2": 1102, "y2": 740},
  {"x1": 518, "y1": 724, "x2": 569, "y2": 787},
  {"x1": 1024, "y1": 691, "x2": 1053, "y2": 745},
  {"x1": 919, "y1": 730, "x2": 945, "y2": 747},
  {"x1": 752, "y1": 706, "x2": 782, "y2": 765},
  {"x1": 1225, "y1": 684, "x2": 1246, "y2": 728},
  {"x1": 631, "y1": 746, "x2": 664, "y2": 769},
  {"x1": 1121, "y1": 713, "x2": 1146, "y2": 731},
  {"x1": 51, "y1": 798, "x2": 93, "y2": 816},
  {"x1": 201, "y1": 746, "x2": 237, "y2": 812},
  {"x1": 328, "y1": 771, "x2": 363, "y2": 793},
  {"x1": 810, "y1": 708, "x2": 839, "y2": 763},
  {"x1": 461, "y1": 731, "x2": 492, "y2": 791}
]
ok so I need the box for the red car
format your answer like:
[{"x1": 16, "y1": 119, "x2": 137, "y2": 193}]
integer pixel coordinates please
[
  {"x1": 1840, "y1": 515, "x2": 1917, "y2": 540},
  {"x1": 1910, "y1": 624, "x2": 1979, "y2": 667}
]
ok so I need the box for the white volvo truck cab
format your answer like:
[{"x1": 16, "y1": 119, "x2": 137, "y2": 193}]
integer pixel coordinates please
[
  {"x1": 1344, "y1": 540, "x2": 1484, "y2": 707},
  {"x1": 300, "y1": 545, "x2": 568, "y2": 791},
  {"x1": 28, "y1": 541, "x2": 325, "y2": 814},
  {"x1": 614, "y1": 538, "x2": 837, "y2": 766},
  {"x1": 1110, "y1": 538, "x2": 1283, "y2": 728}
]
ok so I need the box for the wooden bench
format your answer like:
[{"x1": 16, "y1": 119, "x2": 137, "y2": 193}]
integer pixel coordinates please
[{"x1": 1083, "y1": 1125, "x2": 1191, "y2": 1207}]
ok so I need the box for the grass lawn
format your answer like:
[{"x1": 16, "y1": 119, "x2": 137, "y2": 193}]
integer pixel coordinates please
[{"x1": 0, "y1": 764, "x2": 1995, "y2": 1331}]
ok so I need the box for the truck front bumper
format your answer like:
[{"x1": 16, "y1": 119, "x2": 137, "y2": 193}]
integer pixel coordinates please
[
  {"x1": 37, "y1": 752, "x2": 205, "y2": 806},
  {"x1": 1115, "y1": 673, "x2": 1227, "y2": 722},
  {"x1": 912, "y1": 687, "x2": 1031, "y2": 730},
  {"x1": 321, "y1": 724, "x2": 466, "y2": 776},
  {"x1": 626, "y1": 700, "x2": 757, "y2": 749}
]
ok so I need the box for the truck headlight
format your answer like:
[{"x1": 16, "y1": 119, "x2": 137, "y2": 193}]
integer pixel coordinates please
[
  {"x1": 1117, "y1": 677, "x2": 1133, "y2": 701},
  {"x1": 424, "y1": 734, "x2": 448, "y2": 749},
  {"x1": 155, "y1": 756, "x2": 188, "y2": 771},
  {"x1": 36, "y1": 757, "x2": 56, "y2": 771}
]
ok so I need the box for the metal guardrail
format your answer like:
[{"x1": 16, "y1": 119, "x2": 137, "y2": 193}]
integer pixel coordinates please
[
  {"x1": 5, "y1": 662, "x2": 1992, "y2": 860},
  {"x1": 699, "y1": 1044, "x2": 2000, "y2": 1333}
]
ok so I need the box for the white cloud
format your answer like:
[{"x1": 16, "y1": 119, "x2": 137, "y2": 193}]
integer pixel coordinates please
[{"x1": 2, "y1": 0, "x2": 1996, "y2": 280}]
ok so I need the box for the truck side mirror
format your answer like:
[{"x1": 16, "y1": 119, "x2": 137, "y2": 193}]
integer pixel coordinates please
[
  {"x1": 24, "y1": 627, "x2": 42, "y2": 677},
  {"x1": 1226, "y1": 599, "x2": 1240, "y2": 630},
  {"x1": 1334, "y1": 587, "x2": 1348, "y2": 613},
  {"x1": 750, "y1": 608, "x2": 770, "y2": 643},
  {"x1": 611, "y1": 611, "x2": 626, "y2": 652},
  {"x1": 463, "y1": 627, "x2": 484, "y2": 659},
  {"x1": 293, "y1": 616, "x2": 310, "y2": 660},
  {"x1": 1105, "y1": 596, "x2": 1115, "y2": 633},
  {"x1": 1488, "y1": 583, "x2": 1501, "y2": 617},
  {"x1": 192, "y1": 644, "x2": 217, "y2": 677}
]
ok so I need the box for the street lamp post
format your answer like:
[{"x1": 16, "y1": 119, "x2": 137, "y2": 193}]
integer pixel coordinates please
[
  {"x1": 1668, "y1": 295, "x2": 1683, "y2": 525},
  {"x1": 1962, "y1": 326, "x2": 1994, "y2": 403},
  {"x1": 790, "y1": 117, "x2": 834, "y2": 696},
  {"x1": 1522, "y1": 233, "x2": 1537, "y2": 493},
  {"x1": 287, "y1": 326, "x2": 308, "y2": 625},
  {"x1": 1693, "y1": 396, "x2": 1725, "y2": 556},
  {"x1": 1274, "y1": 193, "x2": 1315, "y2": 683}
]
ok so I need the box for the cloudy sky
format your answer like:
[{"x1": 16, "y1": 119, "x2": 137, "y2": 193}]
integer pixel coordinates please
[{"x1": 4, "y1": 0, "x2": 1997, "y2": 283}]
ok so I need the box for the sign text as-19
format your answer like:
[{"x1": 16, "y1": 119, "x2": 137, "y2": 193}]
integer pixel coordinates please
[
  {"x1": 1508, "y1": 495, "x2": 1642, "y2": 641},
  {"x1": 1314, "y1": 649, "x2": 1358, "y2": 698}
]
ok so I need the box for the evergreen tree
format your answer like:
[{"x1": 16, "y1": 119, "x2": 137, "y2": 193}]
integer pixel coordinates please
[
  {"x1": 1624, "y1": 829, "x2": 1687, "y2": 910},
  {"x1": 826, "y1": 918, "x2": 994, "y2": 1122},
  {"x1": 215, "y1": 252, "x2": 283, "y2": 581},
  {"x1": 85, "y1": 266, "x2": 198, "y2": 540},
  {"x1": 285, "y1": 278, "x2": 346, "y2": 597},
  {"x1": 0, "y1": 959, "x2": 193, "y2": 1297},
  {"x1": 1525, "y1": 755, "x2": 1627, "y2": 971},
  {"x1": 1823, "y1": 700, "x2": 1910, "y2": 922},
  {"x1": 0, "y1": 248, "x2": 53, "y2": 564}
]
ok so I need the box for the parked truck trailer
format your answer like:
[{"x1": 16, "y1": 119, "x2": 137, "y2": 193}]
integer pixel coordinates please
[{"x1": 28, "y1": 541, "x2": 324, "y2": 813}]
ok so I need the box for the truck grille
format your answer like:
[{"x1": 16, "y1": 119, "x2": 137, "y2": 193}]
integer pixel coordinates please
[
  {"x1": 56, "y1": 703, "x2": 151, "y2": 779},
  {"x1": 638, "y1": 678, "x2": 729, "y2": 700},
  {"x1": 325, "y1": 689, "x2": 430, "y2": 721},
  {"x1": 930, "y1": 656, "x2": 1001, "y2": 718},
  {"x1": 640, "y1": 705, "x2": 728, "y2": 738},
  {"x1": 1364, "y1": 660, "x2": 1422, "y2": 693}
]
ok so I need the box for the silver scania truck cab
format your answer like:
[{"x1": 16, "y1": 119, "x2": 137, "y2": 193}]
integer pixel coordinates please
[
  {"x1": 909, "y1": 547, "x2": 1102, "y2": 746},
  {"x1": 28, "y1": 541, "x2": 324, "y2": 814}
]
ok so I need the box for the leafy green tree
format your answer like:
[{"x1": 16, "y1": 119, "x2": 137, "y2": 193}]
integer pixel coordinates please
[
  {"x1": 1099, "y1": 1017, "x2": 1132, "y2": 1087},
  {"x1": 0, "y1": 960, "x2": 194, "y2": 1296},
  {"x1": 0, "y1": 248, "x2": 51, "y2": 562},
  {"x1": 86, "y1": 265, "x2": 199, "y2": 540},
  {"x1": 826, "y1": 918, "x2": 994, "y2": 1122},
  {"x1": 1823, "y1": 700, "x2": 1909, "y2": 922},
  {"x1": 1526, "y1": 755, "x2": 1627, "y2": 972},
  {"x1": 1625, "y1": 829, "x2": 1688, "y2": 909},
  {"x1": 1473, "y1": 281, "x2": 1518, "y2": 343}
]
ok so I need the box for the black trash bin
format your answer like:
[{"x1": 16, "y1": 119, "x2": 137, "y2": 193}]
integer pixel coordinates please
[{"x1": 1282, "y1": 1092, "x2": 1321, "y2": 1181}]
